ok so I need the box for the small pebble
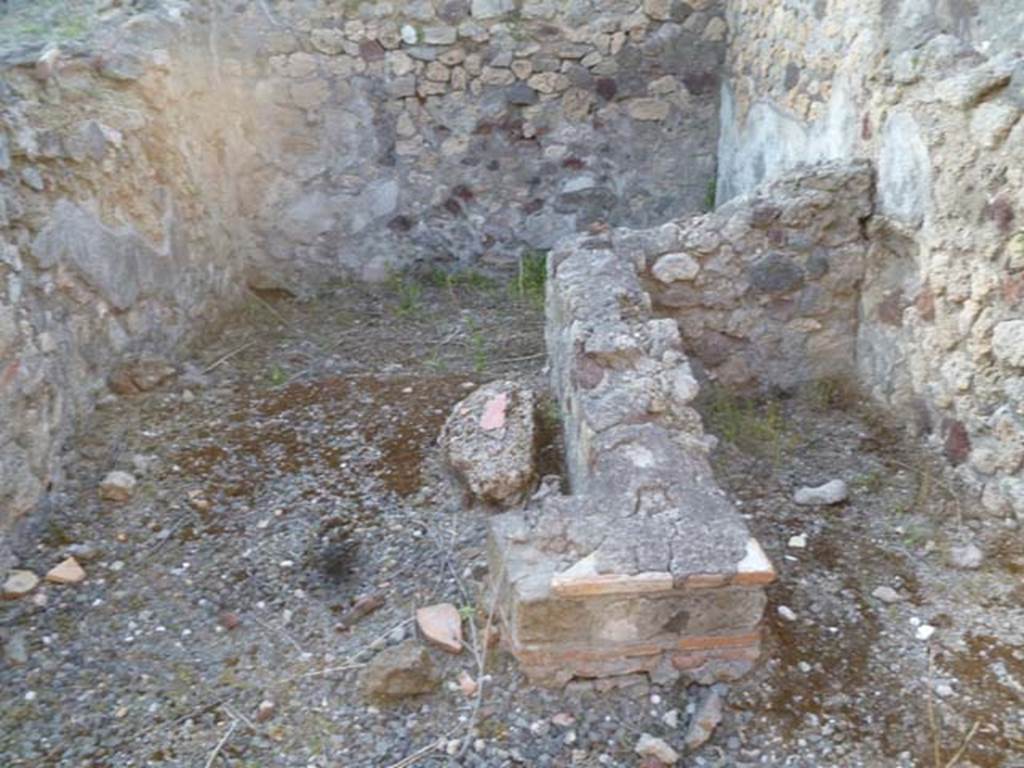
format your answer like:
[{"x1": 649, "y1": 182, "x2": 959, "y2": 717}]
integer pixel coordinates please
[
  {"x1": 950, "y1": 543, "x2": 984, "y2": 570},
  {"x1": 256, "y1": 700, "x2": 276, "y2": 722},
  {"x1": 99, "y1": 471, "x2": 137, "y2": 502},
  {"x1": 3, "y1": 570, "x2": 39, "y2": 599},
  {"x1": 636, "y1": 733, "x2": 680, "y2": 764},
  {"x1": 871, "y1": 586, "x2": 903, "y2": 604}
]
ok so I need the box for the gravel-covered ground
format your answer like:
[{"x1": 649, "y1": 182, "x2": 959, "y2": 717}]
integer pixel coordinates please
[{"x1": 2, "y1": 279, "x2": 1022, "y2": 767}]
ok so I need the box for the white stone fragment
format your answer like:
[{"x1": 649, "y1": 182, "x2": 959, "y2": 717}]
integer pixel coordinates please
[
  {"x1": 793, "y1": 479, "x2": 848, "y2": 506},
  {"x1": 635, "y1": 733, "x2": 679, "y2": 764},
  {"x1": 949, "y1": 543, "x2": 984, "y2": 570},
  {"x1": 787, "y1": 533, "x2": 807, "y2": 549},
  {"x1": 871, "y1": 586, "x2": 903, "y2": 604}
]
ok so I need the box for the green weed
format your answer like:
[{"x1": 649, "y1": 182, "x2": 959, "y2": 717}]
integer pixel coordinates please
[
  {"x1": 427, "y1": 266, "x2": 499, "y2": 295},
  {"x1": 705, "y1": 388, "x2": 791, "y2": 464},
  {"x1": 514, "y1": 249, "x2": 547, "y2": 307},
  {"x1": 807, "y1": 375, "x2": 861, "y2": 411},
  {"x1": 471, "y1": 329, "x2": 488, "y2": 373},
  {"x1": 852, "y1": 469, "x2": 886, "y2": 495},
  {"x1": 704, "y1": 177, "x2": 717, "y2": 212},
  {"x1": 388, "y1": 275, "x2": 423, "y2": 317},
  {"x1": 268, "y1": 364, "x2": 287, "y2": 386}
]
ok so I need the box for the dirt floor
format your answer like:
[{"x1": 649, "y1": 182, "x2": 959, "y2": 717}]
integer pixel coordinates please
[{"x1": 1, "y1": 278, "x2": 1022, "y2": 767}]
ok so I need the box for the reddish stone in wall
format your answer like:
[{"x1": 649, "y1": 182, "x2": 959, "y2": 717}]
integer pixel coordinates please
[
  {"x1": 359, "y1": 40, "x2": 385, "y2": 62},
  {"x1": 944, "y1": 419, "x2": 971, "y2": 465},
  {"x1": 914, "y1": 284, "x2": 935, "y2": 322},
  {"x1": 1002, "y1": 273, "x2": 1024, "y2": 305},
  {"x1": 876, "y1": 290, "x2": 905, "y2": 327},
  {"x1": 986, "y1": 195, "x2": 1016, "y2": 234}
]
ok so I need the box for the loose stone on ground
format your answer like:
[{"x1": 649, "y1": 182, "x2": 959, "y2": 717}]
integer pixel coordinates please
[
  {"x1": 98, "y1": 471, "x2": 137, "y2": 502},
  {"x1": 2, "y1": 570, "x2": 39, "y2": 599},
  {"x1": 415, "y1": 602, "x2": 463, "y2": 654},
  {"x1": 360, "y1": 641, "x2": 441, "y2": 702},
  {"x1": 793, "y1": 479, "x2": 849, "y2": 506},
  {"x1": 44, "y1": 557, "x2": 86, "y2": 585},
  {"x1": 635, "y1": 733, "x2": 680, "y2": 764}
]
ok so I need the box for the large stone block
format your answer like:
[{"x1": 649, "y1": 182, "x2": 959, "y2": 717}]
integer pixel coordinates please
[{"x1": 440, "y1": 380, "x2": 537, "y2": 507}]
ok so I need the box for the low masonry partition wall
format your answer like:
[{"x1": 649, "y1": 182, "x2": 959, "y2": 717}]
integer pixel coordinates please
[{"x1": 487, "y1": 226, "x2": 775, "y2": 687}]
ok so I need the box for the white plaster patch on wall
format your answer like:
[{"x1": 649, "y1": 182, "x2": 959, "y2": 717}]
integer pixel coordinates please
[
  {"x1": 877, "y1": 110, "x2": 931, "y2": 227},
  {"x1": 716, "y1": 76, "x2": 858, "y2": 203}
]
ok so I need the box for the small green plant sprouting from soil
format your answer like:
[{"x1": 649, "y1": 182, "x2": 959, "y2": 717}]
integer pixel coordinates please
[
  {"x1": 703, "y1": 177, "x2": 717, "y2": 212},
  {"x1": 704, "y1": 387, "x2": 791, "y2": 464},
  {"x1": 536, "y1": 396, "x2": 561, "y2": 434},
  {"x1": 425, "y1": 351, "x2": 448, "y2": 373},
  {"x1": 389, "y1": 275, "x2": 423, "y2": 317},
  {"x1": 426, "y1": 266, "x2": 499, "y2": 298},
  {"x1": 852, "y1": 469, "x2": 886, "y2": 494},
  {"x1": 268, "y1": 363, "x2": 287, "y2": 386},
  {"x1": 514, "y1": 249, "x2": 547, "y2": 307},
  {"x1": 806, "y1": 375, "x2": 861, "y2": 411},
  {"x1": 471, "y1": 327, "x2": 488, "y2": 373},
  {"x1": 901, "y1": 520, "x2": 933, "y2": 549}
]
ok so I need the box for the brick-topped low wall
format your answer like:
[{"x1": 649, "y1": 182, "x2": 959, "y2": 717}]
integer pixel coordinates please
[{"x1": 487, "y1": 232, "x2": 774, "y2": 687}]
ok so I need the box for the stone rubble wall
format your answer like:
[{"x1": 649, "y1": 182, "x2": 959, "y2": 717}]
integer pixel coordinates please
[
  {"x1": 488, "y1": 228, "x2": 774, "y2": 687},
  {"x1": 633, "y1": 160, "x2": 873, "y2": 390},
  {"x1": 222, "y1": 0, "x2": 728, "y2": 285},
  {"x1": 0, "y1": 4, "x2": 256, "y2": 558},
  {"x1": 718, "y1": 0, "x2": 1024, "y2": 518},
  {"x1": 0, "y1": 0, "x2": 729, "y2": 552}
]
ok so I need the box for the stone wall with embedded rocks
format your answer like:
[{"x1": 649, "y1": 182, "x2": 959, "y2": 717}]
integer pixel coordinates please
[
  {"x1": 0, "y1": 0, "x2": 730, "y2": 556},
  {"x1": 633, "y1": 160, "x2": 873, "y2": 390},
  {"x1": 718, "y1": 0, "x2": 1024, "y2": 519},
  {"x1": 224, "y1": 0, "x2": 728, "y2": 284},
  {"x1": 0, "y1": 3, "x2": 258, "y2": 564}
]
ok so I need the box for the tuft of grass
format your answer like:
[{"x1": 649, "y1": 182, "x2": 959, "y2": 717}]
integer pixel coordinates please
[
  {"x1": 852, "y1": 469, "x2": 886, "y2": 495},
  {"x1": 471, "y1": 328, "x2": 488, "y2": 373},
  {"x1": 426, "y1": 266, "x2": 499, "y2": 295},
  {"x1": 704, "y1": 388, "x2": 791, "y2": 464},
  {"x1": 424, "y1": 351, "x2": 448, "y2": 373},
  {"x1": 514, "y1": 249, "x2": 547, "y2": 307},
  {"x1": 268, "y1": 364, "x2": 287, "y2": 386},
  {"x1": 388, "y1": 275, "x2": 423, "y2": 317},
  {"x1": 901, "y1": 520, "x2": 932, "y2": 549},
  {"x1": 806, "y1": 375, "x2": 861, "y2": 411},
  {"x1": 703, "y1": 177, "x2": 717, "y2": 212}
]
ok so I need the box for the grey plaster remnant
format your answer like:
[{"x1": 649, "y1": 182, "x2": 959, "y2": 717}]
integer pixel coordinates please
[
  {"x1": 878, "y1": 111, "x2": 931, "y2": 226},
  {"x1": 30, "y1": 200, "x2": 173, "y2": 311}
]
